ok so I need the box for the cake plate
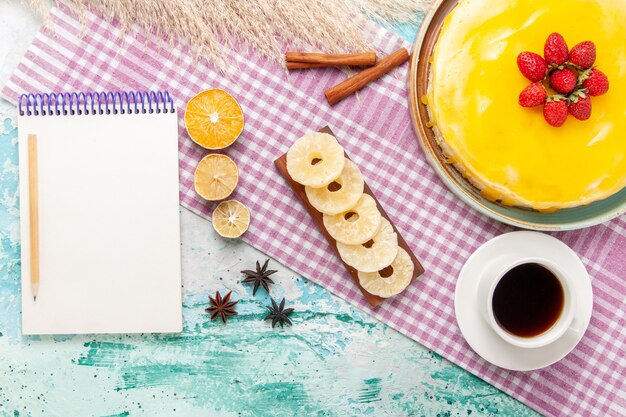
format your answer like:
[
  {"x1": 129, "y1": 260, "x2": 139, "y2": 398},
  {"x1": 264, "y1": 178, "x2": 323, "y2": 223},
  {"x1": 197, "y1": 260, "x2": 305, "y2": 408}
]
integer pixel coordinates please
[{"x1": 407, "y1": 0, "x2": 626, "y2": 230}]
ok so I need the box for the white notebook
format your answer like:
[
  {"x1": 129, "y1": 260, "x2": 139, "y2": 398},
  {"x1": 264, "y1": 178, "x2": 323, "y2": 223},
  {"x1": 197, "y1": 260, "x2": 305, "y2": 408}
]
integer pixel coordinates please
[{"x1": 17, "y1": 91, "x2": 182, "y2": 335}]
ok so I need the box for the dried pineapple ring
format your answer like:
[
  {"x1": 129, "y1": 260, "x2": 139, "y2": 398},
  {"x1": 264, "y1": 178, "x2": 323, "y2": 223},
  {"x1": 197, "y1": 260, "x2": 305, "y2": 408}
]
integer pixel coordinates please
[
  {"x1": 323, "y1": 194, "x2": 382, "y2": 245},
  {"x1": 337, "y1": 218, "x2": 398, "y2": 272},
  {"x1": 305, "y1": 158, "x2": 364, "y2": 215},
  {"x1": 286, "y1": 132, "x2": 345, "y2": 188},
  {"x1": 358, "y1": 248, "x2": 414, "y2": 298}
]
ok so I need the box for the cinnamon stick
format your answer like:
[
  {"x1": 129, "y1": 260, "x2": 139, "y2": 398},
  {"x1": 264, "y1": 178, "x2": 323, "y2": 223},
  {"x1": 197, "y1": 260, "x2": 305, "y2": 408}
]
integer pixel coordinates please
[
  {"x1": 285, "y1": 51, "x2": 377, "y2": 68},
  {"x1": 324, "y1": 48, "x2": 410, "y2": 105},
  {"x1": 287, "y1": 62, "x2": 335, "y2": 70}
]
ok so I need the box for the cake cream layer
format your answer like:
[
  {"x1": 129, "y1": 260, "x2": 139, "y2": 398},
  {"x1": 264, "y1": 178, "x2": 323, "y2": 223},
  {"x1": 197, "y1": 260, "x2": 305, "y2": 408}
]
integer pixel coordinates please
[{"x1": 427, "y1": 0, "x2": 626, "y2": 211}]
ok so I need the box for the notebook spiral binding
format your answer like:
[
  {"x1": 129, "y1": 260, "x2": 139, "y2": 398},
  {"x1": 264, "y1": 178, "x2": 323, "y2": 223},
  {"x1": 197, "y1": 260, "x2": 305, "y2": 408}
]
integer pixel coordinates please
[{"x1": 18, "y1": 90, "x2": 175, "y2": 116}]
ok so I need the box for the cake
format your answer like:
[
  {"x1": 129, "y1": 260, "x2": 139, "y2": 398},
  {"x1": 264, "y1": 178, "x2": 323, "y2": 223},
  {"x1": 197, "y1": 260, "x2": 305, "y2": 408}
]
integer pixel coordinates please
[{"x1": 426, "y1": 0, "x2": 626, "y2": 211}]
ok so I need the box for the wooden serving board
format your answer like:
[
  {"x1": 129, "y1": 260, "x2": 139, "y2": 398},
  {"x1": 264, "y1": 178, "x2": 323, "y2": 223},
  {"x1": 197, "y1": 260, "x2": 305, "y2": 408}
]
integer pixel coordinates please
[{"x1": 275, "y1": 126, "x2": 425, "y2": 308}]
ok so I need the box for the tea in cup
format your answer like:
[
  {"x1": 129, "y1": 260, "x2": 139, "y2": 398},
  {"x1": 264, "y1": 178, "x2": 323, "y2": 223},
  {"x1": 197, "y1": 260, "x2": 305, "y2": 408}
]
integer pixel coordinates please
[{"x1": 477, "y1": 257, "x2": 579, "y2": 348}]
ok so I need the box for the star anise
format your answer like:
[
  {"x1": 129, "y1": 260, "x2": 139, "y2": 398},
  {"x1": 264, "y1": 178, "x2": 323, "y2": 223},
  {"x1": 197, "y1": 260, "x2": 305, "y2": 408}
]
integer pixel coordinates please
[
  {"x1": 264, "y1": 297, "x2": 294, "y2": 328},
  {"x1": 205, "y1": 291, "x2": 238, "y2": 324},
  {"x1": 241, "y1": 259, "x2": 277, "y2": 296}
]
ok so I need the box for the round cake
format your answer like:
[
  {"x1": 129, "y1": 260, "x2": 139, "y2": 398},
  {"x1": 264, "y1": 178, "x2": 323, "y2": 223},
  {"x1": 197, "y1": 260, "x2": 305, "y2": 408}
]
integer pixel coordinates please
[{"x1": 427, "y1": 0, "x2": 626, "y2": 212}]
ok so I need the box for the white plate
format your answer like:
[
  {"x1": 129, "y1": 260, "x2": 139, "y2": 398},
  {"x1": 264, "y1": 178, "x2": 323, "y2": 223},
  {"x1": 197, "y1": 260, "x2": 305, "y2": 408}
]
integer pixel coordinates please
[{"x1": 455, "y1": 231, "x2": 593, "y2": 371}]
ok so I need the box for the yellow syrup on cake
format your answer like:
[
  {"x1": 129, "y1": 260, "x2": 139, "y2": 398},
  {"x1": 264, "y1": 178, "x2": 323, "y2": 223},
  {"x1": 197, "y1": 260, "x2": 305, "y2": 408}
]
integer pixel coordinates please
[{"x1": 427, "y1": 0, "x2": 626, "y2": 211}]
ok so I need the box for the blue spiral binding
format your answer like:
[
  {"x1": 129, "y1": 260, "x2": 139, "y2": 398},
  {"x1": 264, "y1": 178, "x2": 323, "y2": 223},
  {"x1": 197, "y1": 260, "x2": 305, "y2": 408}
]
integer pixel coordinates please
[{"x1": 18, "y1": 90, "x2": 176, "y2": 116}]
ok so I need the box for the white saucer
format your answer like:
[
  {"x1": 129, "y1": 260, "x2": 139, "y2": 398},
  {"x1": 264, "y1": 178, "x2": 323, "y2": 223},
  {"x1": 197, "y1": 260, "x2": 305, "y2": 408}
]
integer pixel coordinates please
[{"x1": 455, "y1": 231, "x2": 593, "y2": 371}]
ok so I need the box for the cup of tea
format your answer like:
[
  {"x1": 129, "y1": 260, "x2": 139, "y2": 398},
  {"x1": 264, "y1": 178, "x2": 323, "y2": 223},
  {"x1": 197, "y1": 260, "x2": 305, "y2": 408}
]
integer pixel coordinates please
[{"x1": 477, "y1": 256, "x2": 580, "y2": 348}]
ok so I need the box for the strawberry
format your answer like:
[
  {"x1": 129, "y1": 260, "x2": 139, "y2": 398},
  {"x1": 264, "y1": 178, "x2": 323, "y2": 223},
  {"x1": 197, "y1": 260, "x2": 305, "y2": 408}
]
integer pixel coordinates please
[
  {"x1": 568, "y1": 95, "x2": 592, "y2": 120},
  {"x1": 549, "y1": 68, "x2": 577, "y2": 93},
  {"x1": 569, "y1": 41, "x2": 596, "y2": 69},
  {"x1": 543, "y1": 99, "x2": 568, "y2": 127},
  {"x1": 582, "y1": 68, "x2": 609, "y2": 96},
  {"x1": 544, "y1": 33, "x2": 569, "y2": 65},
  {"x1": 519, "y1": 82, "x2": 547, "y2": 107},
  {"x1": 517, "y1": 52, "x2": 548, "y2": 82}
]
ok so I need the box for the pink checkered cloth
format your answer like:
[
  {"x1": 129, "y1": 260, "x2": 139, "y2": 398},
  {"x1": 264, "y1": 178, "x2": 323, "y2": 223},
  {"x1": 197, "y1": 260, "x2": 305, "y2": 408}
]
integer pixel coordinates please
[{"x1": 3, "y1": 4, "x2": 625, "y2": 416}]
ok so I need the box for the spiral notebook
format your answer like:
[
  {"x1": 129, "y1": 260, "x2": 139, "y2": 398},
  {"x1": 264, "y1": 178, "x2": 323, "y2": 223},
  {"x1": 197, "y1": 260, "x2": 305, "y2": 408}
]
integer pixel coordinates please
[{"x1": 17, "y1": 91, "x2": 182, "y2": 335}]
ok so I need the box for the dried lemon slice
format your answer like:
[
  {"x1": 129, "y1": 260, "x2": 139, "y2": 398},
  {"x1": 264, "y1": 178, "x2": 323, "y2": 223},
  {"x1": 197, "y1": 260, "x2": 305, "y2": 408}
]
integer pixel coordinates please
[
  {"x1": 184, "y1": 89, "x2": 244, "y2": 149},
  {"x1": 305, "y1": 158, "x2": 364, "y2": 215},
  {"x1": 358, "y1": 248, "x2": 414, "y2": 298},
  {"x1": 323, "y1": 194, "x2": 382, "y2": 245},
  {"x1": 212, "y1": 200, "x2": 250, "y2": 238},
  {"x1": 194, "y1": 154, "x2": 239, "y2": 201},
  {"x1": 337, "y1": 218, "x2": 398, "y2": 273},
  {"x1": 286, "y1": 132, "x2": 345, "y2": 188}
]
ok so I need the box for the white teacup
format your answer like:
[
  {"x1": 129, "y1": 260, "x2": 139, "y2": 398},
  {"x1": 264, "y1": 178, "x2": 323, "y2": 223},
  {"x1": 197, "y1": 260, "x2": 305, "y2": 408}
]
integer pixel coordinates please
[{"x1": 477, "y1": 256, "x2": 580, "y2": 348}]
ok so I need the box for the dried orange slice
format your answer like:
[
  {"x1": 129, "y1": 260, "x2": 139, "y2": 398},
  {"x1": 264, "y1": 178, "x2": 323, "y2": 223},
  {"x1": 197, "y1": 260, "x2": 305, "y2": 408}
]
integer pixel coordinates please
[
  {"x1": 194, "y1": 154, "x2": 239, "y2": 201},
  {"x1": 184, "y1": 89, "x2": 244, "y2": 149},
  {"x1": 212, "y1": 200, "x2": 250, "y2": 238}
]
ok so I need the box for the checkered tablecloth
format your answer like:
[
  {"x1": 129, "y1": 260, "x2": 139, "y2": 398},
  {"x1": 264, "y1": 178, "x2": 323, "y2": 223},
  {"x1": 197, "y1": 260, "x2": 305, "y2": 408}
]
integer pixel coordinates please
[{"x1": 3, "y1": 4, "x2": 625, "y2": 416}]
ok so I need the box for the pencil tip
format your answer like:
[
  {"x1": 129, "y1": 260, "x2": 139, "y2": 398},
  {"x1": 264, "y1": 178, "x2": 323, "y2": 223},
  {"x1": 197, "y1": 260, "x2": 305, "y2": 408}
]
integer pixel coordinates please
[{"x1": 33, "y1": 296, "x2": 37, "y2": 302}]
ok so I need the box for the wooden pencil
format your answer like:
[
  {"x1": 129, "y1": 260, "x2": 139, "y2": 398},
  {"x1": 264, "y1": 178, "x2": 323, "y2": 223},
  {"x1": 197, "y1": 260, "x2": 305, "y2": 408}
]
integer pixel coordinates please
[{"x1": 28, "y1": 134, "x2": 40, "y2": 301}]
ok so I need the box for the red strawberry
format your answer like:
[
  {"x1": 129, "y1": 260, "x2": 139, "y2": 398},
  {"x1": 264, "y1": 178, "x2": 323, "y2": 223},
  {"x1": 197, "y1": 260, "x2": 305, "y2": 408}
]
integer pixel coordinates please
[
  {"x1": 569, "y1": 41, "x2": 596, "y2": 69},
  {"x1": 550, "y1": 68, "x2": 577, "y2": 93},
  {"x1": 582, "y1": 68, "x2": 609, "y2": 96},
  {"x1": 544, "y1": 33, "x2": 569, "y2": 65},
  {"x1": 543, "y1": 99, "x2": 568, "y2": 127},
  {"x1": 519, "y1": 82, "x2": 547, "y2": 107},
  {"x1": 517, "y1": 52, "x2": 548, "y2": 82},
  {"x1": 568, "y1": 95, "x2": 592, "y2": 120}
]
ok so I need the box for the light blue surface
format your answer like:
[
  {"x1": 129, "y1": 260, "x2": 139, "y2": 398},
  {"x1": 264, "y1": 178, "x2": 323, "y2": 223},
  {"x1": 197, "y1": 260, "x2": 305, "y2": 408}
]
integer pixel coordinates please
[{"x1": 0, "y1": 9, "x2": 540, "y2": 417}]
